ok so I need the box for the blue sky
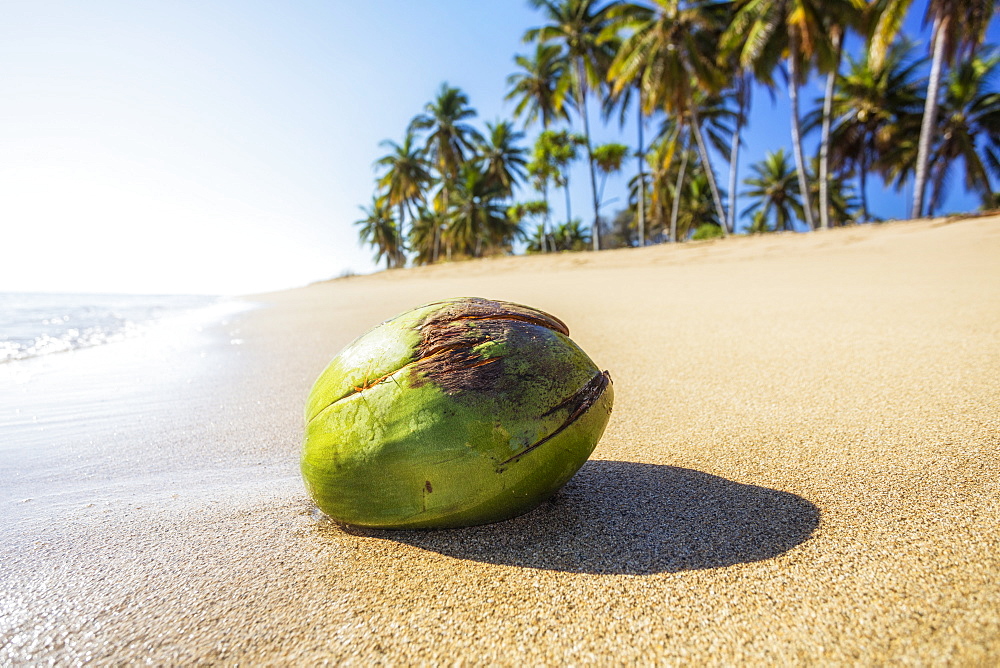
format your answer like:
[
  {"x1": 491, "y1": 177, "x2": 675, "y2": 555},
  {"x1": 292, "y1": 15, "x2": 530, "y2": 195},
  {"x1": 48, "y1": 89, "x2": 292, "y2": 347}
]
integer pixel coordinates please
[{"x1": 0, "y1": 1, "x2": 995, "y2": 295}]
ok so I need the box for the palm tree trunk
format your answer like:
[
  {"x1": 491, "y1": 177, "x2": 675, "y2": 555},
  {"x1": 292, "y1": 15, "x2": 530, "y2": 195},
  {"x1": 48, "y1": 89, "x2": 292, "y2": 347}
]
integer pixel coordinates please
[
  {"x1": 398, "y1": 203, "x2": 407, "y2": 267},
  {"x1": 542, "y1": 181, "x2": 552, "y2": 253},
  {"x1": 912, "y1": 12, "x2": 948, "y2": 220},
  {"x1": 689, "y1": 109, "x2": 728, "y2": 235},
  {"x1": 652, "y1": 172, "x2": 664, "y2": 237},
  {"x1": 433, "y1": 185, "x2": 446, "y2": 263},
  {"x1": 860, "y1": 165, "x2": 869, "y2": 222},
  {"x1": 727, "y1": 74, "x2": 748, "y2": 234},
  {"x1": 564, "y1": 172, "x2": 572, "y2": 226},
  {"x1": 575, "y1": 60, "x2": 602, "y2": 252},
  {"x1": 636, "y1": 97, "x2": 646, "y2": 247},
  {"x1": 788, "y1": 33, "x2": 816, "y2": 230},
  {"x1": 819, "y1": 33, "x2": 843, "y2": 230},
  {"x1": 670, "y1": 133, "x2": 690, "y2": 243}
]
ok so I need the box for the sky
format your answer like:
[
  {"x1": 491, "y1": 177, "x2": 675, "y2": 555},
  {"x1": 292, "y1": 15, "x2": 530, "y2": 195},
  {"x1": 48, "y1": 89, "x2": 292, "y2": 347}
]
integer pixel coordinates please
[{"x1": 1, "y1": 1, "x2": 996, "y2": 295}]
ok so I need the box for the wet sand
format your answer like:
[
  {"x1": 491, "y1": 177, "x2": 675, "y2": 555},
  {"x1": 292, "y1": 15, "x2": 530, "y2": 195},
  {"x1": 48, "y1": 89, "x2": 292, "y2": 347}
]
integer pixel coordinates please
[{"x1": 2, "y1": 215, "x2": 999, "y2": 664}]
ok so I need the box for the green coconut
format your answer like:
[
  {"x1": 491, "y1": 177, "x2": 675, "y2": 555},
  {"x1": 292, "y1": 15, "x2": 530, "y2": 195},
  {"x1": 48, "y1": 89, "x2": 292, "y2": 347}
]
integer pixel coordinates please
[{"x1": 301, "y1": 297, "x2": 613, "y2": 529}]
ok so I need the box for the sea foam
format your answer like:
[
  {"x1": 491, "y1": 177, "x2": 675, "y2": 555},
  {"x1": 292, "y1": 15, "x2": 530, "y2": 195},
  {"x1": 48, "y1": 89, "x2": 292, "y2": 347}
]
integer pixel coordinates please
[{"x1": 0, "y1": 293, "x2": 224, "y2": 363}]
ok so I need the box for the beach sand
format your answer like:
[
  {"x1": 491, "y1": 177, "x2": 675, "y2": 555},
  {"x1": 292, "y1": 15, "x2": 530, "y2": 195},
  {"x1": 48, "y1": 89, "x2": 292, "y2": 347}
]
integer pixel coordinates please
[{"x1": 2, "y1": 215, "x2": 999, "y2": 664}]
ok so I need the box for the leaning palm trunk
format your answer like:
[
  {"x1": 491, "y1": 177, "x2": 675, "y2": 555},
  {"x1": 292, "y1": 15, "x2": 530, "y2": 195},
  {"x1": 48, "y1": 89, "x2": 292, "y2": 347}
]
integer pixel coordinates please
[
  {"x1": 727, "y1": 75, "x2": 748, "y2": 233},
  {"x1": 819, "y1": 33, "x2": 844, "y2": 230},
  {"x1": 398, "y1": 203, "x2": 407, "y2": 267},
  {"x1": 726, "y1": 127, "x2": 741, "y2": 232},
  {"x1": 542, "y1": 182, "x2": 552, "y2": 253},
  {"x1": 434, "y1": 184, "x2": 447, "y2": 263},
  {"x1": 575, "y1": 60, "x2": 602, "y2": 252},
  {"x1": 432, "y1": 221, "x2": 440, "y2": 263},
  {"x1": 788, "y1": 34, "x2": 816, "y2": 230},
  {"x1": 859, "y1": 164, "x2": 869, "y2": 222},
  {"x1": 636, "y1": 98, "x2": 646, "y2": 246},
  {"x1": 689, "y1": 108, "x2": 728, "y2": 235},
  {"x1": 670, "y1": 133, "x2": 691, "y2": 243},
  {"x1": 912, "y1": 13, "x2": 948, "y2": 219},
  {"x1": 564, "y1": 173, "x2": 572, "y2": 228}
]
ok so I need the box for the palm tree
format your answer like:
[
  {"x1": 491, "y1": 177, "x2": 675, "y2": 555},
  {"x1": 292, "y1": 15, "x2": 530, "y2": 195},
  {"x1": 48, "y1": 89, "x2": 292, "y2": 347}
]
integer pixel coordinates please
[
  {"x1": 599, "y1": 52, "x2": 650, "y2": 247},
  {"x1": 607, "y1": 0, "x2": 731, "y2": 234},
  {"x1": 375, "y1": 131, "x2": 432, "y2": 264},
  {"x1": 677, "y1": 169, "x2": 723, "y2": 239},
  {"x1": 526, "y1": 153, "x2": 559, "y2": 251},
  {"x1": 815, "y1": 0, "x2": 864, "y2": 230},
  {"x1": 536, "y1": 130, "x2": 586, "y2": 227},
  {"x1": 506, "y1": 42, "x2": 572, "y2": 129},
  {"x1": 714, "y1": 1, "x2": 786, "y2": 234},
  {"x1": 447, "y1": 164, "x2": 517, "y2": 257},
  {"x1": 926, "y1": 49, "x2": 1000, "y2": 213},
  {"x1": 553, "y1": 219, "x2": 592, "y2": 250},
  {"x1": 643, "y1": 126, "x2": 724, "y2": 241},
  {"x1": 408, "y1": 205, "x2": 447, "y2": 266},
  {"x1": 477, "y1": 120, "x2": 528, "y2": 197},
  {"x1": 593, "y1": 142, "x2": 629, "y2": 213},
  {"x1": 724, "y1": 0, "x2": 836, "y2": 230},
  {"x1": 509, "y1": 201, "x2": 551, "y2": 252},
  {"x1": 644, "y1": 125, "x2": 722, "y2": 243},
  {"x1": 870, "y1": 0, "x2": 996, "y2": 218},
  {"x1": 741, "y1": 149, "x2": 805, "y2": 232},
  {"x1": 646, "y1": 90, "x2": 733, "y2": 241},
  {"x1": 644, "y1": 114, "x2": 691, "y2": 242},
  {"x1": 507, "y1": 43, "x2": 569, "y2": 253},
  {"x1": 356, "y1": 195, "x2": 403, "y2": 269},
  {"x1": 409, "y1": 83, "x2": 483, "y2": 261},
  {"x1": 723, "y1": 70, "x2": 752, "y2": 234},
  {"x1": 667, "y1": 133, "x2": 692, "y2": 243},
  {"x1": 627, "y1": 168, "x2": 661, "y2": 240},
  {"x1": 641, "y1": 129, "x2": 682, "y2": 241},
  {"x1": 599, "y1": 9, "x2": 650, "y2": 246},
  {"x1": 808, "y1": 156, "x2": 862, "y2": 225},
  {"x1": 408, "y1": 206, "x2": 434, "y2": 265},
  {"x1": 524, "y1": 222, "x2": 551, "y2": 253},
  {"x1": 409, "y1": 83, "x2": 482, "y2": 181},
  {"x1": 806, "y1": 39, "x2": 925, "y2": 221},
  {"x1": 525, "y1": 0, "x2": 616, "y2": 251}
]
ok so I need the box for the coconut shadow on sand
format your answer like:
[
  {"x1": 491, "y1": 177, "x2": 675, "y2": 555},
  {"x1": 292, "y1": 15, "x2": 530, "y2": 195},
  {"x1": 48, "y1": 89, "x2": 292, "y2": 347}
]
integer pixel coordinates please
[{"x1": 344, "y1": 460, "x2": 820, "y2": 575}]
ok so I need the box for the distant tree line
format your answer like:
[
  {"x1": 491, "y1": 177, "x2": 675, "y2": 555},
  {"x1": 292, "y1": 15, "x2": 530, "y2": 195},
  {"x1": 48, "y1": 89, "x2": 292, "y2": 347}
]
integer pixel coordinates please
[{"x1": 358, "y1": 0, "x2": 999, "y2": 268}]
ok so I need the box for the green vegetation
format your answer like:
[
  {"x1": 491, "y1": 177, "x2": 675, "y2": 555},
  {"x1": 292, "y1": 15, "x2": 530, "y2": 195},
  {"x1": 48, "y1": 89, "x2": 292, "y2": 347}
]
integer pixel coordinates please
[
  {"x1": 692, "y1": 223, "x2": 725, "y2": 240},
  {"x1": 742, "y1": 149, "x2": 805, "y2": 233},
  {"x1": 358, "y1": 0, "x2": 997, "y2": 268}
]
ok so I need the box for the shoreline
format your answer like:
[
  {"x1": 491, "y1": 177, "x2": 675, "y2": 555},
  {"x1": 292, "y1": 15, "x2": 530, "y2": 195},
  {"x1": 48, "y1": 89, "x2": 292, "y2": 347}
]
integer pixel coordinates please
[{"x1": 3, "y1": 214, "x2": 999, "y2": 664}]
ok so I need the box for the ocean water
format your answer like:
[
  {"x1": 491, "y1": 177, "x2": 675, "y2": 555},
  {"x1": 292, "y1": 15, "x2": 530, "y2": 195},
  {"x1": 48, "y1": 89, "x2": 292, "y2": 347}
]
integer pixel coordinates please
[
  {"x1": 0, "y1": 290, "x2": 260, "y2": 521},
  {"x1": 0, "y1": 292, "x2": 223, "y2": 363}
]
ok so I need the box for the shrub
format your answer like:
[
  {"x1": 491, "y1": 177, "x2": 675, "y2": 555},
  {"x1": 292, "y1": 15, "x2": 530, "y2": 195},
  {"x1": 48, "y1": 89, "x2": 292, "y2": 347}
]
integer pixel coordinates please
[{"x1": 692, "y1": 224, "x2": 724, "y2": 240}]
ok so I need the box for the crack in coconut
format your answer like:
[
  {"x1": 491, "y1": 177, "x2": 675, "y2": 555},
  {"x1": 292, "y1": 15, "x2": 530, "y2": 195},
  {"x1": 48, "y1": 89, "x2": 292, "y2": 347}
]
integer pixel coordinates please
[
  {"x1": 499, "y1": 370, "x2": 612, "y2": 466},
  {"x1": 408, "y1": 299, "x2": 613, "y2": 467}
]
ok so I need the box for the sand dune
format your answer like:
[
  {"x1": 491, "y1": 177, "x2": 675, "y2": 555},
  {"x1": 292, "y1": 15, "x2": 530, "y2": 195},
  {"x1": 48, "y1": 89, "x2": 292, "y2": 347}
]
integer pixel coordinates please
[{"x1": 3, "y1": 215, "x2": 998, "y2": 664}]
